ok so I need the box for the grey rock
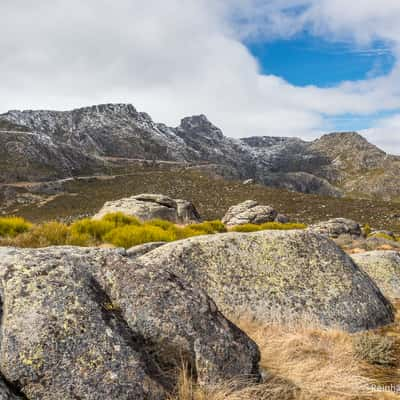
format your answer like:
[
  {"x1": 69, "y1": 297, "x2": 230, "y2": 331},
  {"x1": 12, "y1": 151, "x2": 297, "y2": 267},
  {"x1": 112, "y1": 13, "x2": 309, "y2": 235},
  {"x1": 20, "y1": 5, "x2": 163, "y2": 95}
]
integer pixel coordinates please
[
  {"x1": 126, "y1": 242, "x2": 167, "y2": 258},
  {"x1": 275, "y1": 213, "x2": 289, "y2": 224},
  {"x1": 243, "y1": 179, "x2": 255, "y2": 185},
  {"x1": 0, "y1": 247, "x2": 260, "y2": 395},
  {"x1": 222, "y1": 200, "x2": 277, "y2": 226},
  {"x1": 352, "y1": 251, "x2": 400, "y2": 299},
  {"x1": 175, "y1": 199, "x2": 201, "y2": 223},
  {"x1": 0, "y1": 375, "x2": 22, "y2": 400},
  {"x1": 309, "y1": 218, "x2": 362, "y2": 238},
  {"x1": 93, "y1": 194, "x2": 201, "y2": 224},
  {"x1": 0, "y1": 247, "x2": 165, "y2": 400},
  {"x1": 139, "y1": 230, "x2": 394, "y2": 332}
]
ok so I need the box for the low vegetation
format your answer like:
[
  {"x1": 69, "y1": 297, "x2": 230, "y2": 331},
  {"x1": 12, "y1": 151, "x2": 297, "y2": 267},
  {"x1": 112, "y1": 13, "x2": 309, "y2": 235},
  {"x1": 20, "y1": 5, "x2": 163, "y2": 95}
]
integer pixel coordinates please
[
  {"x1": 0, "y1": 213, "x2": 303, "y2": 248},
  {"x1": 231, "y1": 222, "x2": 307, "y2": 232}
]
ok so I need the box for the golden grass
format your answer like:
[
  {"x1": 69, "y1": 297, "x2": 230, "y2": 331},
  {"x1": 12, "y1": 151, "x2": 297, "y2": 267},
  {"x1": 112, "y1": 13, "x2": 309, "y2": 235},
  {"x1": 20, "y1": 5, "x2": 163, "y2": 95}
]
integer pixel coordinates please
[{"x1": 169, "y1": 309, "x2": 400, "y2": 400}]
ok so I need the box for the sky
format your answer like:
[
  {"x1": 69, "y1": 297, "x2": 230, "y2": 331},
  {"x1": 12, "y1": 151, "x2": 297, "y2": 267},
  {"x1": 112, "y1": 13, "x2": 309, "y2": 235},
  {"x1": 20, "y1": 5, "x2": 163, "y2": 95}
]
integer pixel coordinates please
[{"x1": 1, "y1": 0, "x2": 400, "y2": 153}]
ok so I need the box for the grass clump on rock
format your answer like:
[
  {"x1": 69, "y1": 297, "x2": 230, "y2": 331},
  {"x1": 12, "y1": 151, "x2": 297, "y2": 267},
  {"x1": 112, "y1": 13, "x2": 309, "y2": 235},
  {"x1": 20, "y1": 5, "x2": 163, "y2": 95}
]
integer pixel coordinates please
[
  {"x1": 0, "y1": 216, "x2": 32, "y2": 238},
  {"x1": 232, "y1": 222, "x2": 307, "y2": 233}
]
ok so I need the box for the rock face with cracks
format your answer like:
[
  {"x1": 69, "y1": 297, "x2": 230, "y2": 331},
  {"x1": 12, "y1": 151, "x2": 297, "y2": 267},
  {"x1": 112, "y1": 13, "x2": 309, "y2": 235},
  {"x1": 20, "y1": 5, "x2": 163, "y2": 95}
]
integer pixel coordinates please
[
  {"x1": 139, "y1": 230, "x2": 394, "y2": 332},
  {"x1": 0, "y1": 246, "x2": 260, "y2": 399},
  {"x1": 352, "y1": 251, "x2": 400, "y2": 299}
]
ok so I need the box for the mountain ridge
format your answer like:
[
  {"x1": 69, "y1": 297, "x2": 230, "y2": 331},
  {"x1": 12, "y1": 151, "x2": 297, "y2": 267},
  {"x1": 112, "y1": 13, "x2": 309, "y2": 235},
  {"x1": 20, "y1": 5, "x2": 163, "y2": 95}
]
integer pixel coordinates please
[{"x1": 1, "y1": 103, "x2": 399, "y2": 201}]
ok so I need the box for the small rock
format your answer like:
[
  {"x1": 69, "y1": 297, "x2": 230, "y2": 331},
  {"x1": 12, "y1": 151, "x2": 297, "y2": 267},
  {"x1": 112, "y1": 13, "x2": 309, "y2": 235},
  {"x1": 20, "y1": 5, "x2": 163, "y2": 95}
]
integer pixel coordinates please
[
  {"x1": 243, "y1": 179, "x2": 255, "y2": 185},
  {"x1": 222, "y1": 200, "x2": 277, "y2": 226},
  {"x1": 309, "y1": 218, "x2": 362, "y2": 238},
  {"x1": 275, "y1": 213, "x2": 289, "y2": 224}
]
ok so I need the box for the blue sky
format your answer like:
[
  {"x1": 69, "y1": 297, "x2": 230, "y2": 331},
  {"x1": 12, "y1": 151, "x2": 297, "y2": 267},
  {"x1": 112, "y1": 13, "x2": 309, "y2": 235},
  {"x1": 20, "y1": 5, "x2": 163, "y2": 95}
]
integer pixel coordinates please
[{"x1": 248, "y1": 34, "x2": 395, "y2": 88}]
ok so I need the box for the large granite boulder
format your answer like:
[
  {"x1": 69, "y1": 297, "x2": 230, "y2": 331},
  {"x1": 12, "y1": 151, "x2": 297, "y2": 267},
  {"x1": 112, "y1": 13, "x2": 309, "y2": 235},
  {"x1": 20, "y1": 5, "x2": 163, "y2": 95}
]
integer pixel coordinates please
[
  {"x1": 0, "y1": 247, "x2": 259, "y2": 398},
  {"x1": 139, "y1": 230, "x2": 394, "y2": 332},
  {"x1": 309, "y1": 218, "x2": 362, "y2": 238},
  {"x1": 222, "y1": 200, "x2": 278, "y2": 226},
  {"x1": 93, "y1": 194, "x2": 201, "y2": 224},
  {"x1": 352, "y1": 251, "x2": 400, "y2": 299}
]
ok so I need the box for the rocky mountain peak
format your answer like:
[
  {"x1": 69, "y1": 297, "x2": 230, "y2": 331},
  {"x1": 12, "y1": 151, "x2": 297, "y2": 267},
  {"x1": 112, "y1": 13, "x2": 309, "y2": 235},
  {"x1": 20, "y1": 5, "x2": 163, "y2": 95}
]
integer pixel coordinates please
[
  {"x1": 178, "y1": 114, "x2": 224, "y2": 140},
  {"x1": 314, "y1": 131, "x2": 385, "y2": 154}
]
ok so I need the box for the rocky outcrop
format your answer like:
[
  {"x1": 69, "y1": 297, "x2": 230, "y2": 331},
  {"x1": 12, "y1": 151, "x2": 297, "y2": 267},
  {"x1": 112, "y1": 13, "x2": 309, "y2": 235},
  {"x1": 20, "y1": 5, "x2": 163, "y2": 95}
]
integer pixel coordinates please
[
  {"x1": 139, "y1": 230, "x2": 394, "y2": 332},
  {"x1": 92, "y1": 194, "x2": 201, "y2": 224},
  {"x1": 0, "y1": 247, "x2": 260, "y2": 398},
  {"x1": 309, "y1": 218, "x2": 362, "y2": 239},
  {"x1": 222, "y1": 200, "x2": 278, "y2": 226},
  {"x1": 352, "y1": 251, "x2": 400, "y2": 299}
]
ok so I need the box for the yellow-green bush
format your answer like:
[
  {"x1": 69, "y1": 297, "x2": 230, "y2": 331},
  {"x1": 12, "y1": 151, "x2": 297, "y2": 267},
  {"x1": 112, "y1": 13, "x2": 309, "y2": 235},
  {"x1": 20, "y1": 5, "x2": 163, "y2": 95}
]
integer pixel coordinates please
[
  {"x1": 363, "y1": 224, "x2": 372, "y2": 237},
  {"x1": 0, "y1": 217, "x2": 32, "y2": 238},
  {"x1": 368, "y1": 232, "x2": 397, "y2": 242},
  {"x1": 189, "y1": 220, "x2": 227, "y2": 234},
  {"x1": 8, "y1": 221, "x2": 70, "y2": 248},
  {"x1": 231, "y1": 222, "x2": 307, "y2": 233},
  {"x1": 102, "y1": 212, "x2": 141, "y2": 227},
  {"x1": 104, "y1": 225, "x2": 176, "y2": 248},
  {"x1": 70, "y1": 218, "x2": 115, "y2": 241}
]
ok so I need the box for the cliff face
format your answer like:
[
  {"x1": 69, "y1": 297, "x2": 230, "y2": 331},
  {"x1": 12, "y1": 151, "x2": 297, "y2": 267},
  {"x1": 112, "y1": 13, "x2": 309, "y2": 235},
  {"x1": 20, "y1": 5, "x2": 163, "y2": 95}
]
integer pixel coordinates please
[{"x1": 1, "y1": 104, "x2": 399, "y2": 200}]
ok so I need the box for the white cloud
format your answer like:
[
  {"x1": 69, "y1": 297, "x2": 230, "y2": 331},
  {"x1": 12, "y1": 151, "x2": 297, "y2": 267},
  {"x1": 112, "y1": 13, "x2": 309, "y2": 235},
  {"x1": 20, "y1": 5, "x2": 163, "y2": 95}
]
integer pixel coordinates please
[{"x1": 1, "y1": 0, "x2": 400, "y2": 152}]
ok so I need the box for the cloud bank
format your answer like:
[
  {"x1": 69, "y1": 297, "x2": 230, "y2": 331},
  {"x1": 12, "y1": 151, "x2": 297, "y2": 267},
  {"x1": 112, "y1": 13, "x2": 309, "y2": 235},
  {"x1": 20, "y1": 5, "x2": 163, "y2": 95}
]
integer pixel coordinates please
[{"x1": 1, "y1": 0, "x2": 400, "y2": 152}]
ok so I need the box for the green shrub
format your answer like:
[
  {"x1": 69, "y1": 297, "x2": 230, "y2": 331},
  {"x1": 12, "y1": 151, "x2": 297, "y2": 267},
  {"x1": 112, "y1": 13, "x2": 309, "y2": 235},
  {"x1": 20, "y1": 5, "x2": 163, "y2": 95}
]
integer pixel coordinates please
[
  {"x1": 231, "y1": 222, "x2": 306, "y2": 233},
  {"x1": 353, "y1": 333, "x2": 396, "y2": 366},
  {"x1": 189, "y1": 220, "x2": 227, "y2": 234},
  {"x1": 0, "y1": 217, "x2": 32, "y2": 238},
  {"x1": 231, "y1": 224, "x2": 261, "y2": 233},
  {"x1": 104, "y1": 225, "x2": 177, "y2": 248},
  {"x1": 147, "y1": 219, "x2": 176, "y2": 230},
  {"x1": 175, "y1": 226, "x2": 208, "y2": 239},
  {"x1": 66, "y1": 232, "x2": 93, "y2": 247},
  {"x1": 9, "y1": 222, "x2": 70, "y2": 248},
  {"x1": 259, "y1": 222, "x2": 307, "y2": 230},
  {"x1": 101, "y1": 212, "x2": 141, "y2": 227},
  {"x1": 70, "y1": 218, "x2": 115, "y2": 241}
]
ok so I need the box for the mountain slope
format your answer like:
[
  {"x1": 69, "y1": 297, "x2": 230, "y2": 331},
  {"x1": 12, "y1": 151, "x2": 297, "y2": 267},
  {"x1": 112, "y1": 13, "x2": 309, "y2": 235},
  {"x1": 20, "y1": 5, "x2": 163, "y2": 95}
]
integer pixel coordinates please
[{"x1": 0, "y1": 103, "x2": 399, "y2": 201}]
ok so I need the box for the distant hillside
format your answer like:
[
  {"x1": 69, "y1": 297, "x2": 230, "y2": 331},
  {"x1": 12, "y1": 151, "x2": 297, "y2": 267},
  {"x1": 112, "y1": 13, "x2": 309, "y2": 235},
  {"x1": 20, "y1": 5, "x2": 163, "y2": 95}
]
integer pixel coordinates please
[
  {"x1": 1, "y1": 167, "x2": 400, "y2": 233},
  {"x1": 1, "y1": 103, "x2": 399, "y2": 201}
]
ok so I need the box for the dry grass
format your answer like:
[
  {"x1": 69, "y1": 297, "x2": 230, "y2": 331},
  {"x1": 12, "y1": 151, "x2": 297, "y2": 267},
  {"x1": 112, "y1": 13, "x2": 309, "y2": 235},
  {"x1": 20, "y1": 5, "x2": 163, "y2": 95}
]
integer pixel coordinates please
[{"x1": 169, "y1": 310, "x2": 400, "y2": 400}]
